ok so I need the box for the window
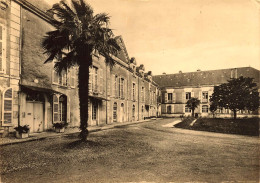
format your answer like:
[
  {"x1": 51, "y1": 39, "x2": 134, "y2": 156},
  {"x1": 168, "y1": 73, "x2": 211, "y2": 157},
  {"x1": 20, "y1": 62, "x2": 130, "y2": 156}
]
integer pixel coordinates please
[
  {"x1": 132, "y1": 83, "x2": 136, "y2": 101},
  {"x1": 2, "y1": 88, "x2": 13, "y2": 125},
  {"x1": 202, "y1": 105, "x2": 209, "y2": 113},
  {"x1": 167, "y1": 105, "x2": 171, "y2": 114},
  {"x1": 93, "y1": 67, "x2": 98, "y2": 92},
  {"x1": 70, "y1": 67, "x2": 76, "y2": 88},
  {"x1": 185, "y1": 106, "x2": 191, "y2": 113},
  {"x1": 114, "y1": 75, "x2": 118, "y2": 97},
  {"x1": 119, "y1": 77, "x2": 124, "y2": 98},
  {"x1": 59, "y1": 70, "x2": 68, "y2": 86},
  {"x1": 59, "y1": 95, "x2": 67, "y2": 122},
  {"x1": 202, "y1": 92, "x2": 208, "y2": 102},
  {"x1": 113, "y1": 102, "x2": 117, "y2": 122},
  {"x1": 186, "y1": 92, "x2": 191, "y2": 100},
  {"x1": 0, "y1": 24, "x2": 6, "y2": 73},
  {"x1": 168, "y1": 93, "x2": 172, "y2": 102},
  {"x1": 92, "y1": 102, "x2": 98, "y2": 120},
  {"x1": 141, "y1": 87, "x2": 144, "y2": 102},
  {"x1": 132, "y1": 105, "x2": 135, "y2": 120}
]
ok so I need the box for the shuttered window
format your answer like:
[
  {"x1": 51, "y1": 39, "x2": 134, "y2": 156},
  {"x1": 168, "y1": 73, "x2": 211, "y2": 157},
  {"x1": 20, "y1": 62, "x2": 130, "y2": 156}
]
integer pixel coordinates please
[
  {"x1": 99, "y1": 68, "x2": 103, "y2": 94},
  {"x1": 53, "y1": 95, "x2": 59, "y2": 122},
  {"x1": 3, "y1": 88, "x2": 13, "y2": 125},
  {"x1": 165, "y1": 93, "x2": 168, "y2": 103},
  {"x1": 89, "y1": 66, "x2": 93, "y2": 93},
  {"x1": 0, "y1": 24, "x2": 6, "y2": 73}
]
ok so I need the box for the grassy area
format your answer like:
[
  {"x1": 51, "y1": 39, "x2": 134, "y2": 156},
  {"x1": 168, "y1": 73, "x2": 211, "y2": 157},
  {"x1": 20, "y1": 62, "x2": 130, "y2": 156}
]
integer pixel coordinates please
[{"x1": 175, "y1": 117, "x2": 259, "y2": 136}]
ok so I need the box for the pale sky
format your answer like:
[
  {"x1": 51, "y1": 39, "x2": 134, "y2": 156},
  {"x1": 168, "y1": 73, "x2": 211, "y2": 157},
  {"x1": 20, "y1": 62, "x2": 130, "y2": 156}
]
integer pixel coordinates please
[{"x1": 45, "y1": 0, "x2": 260, "y2": 75}]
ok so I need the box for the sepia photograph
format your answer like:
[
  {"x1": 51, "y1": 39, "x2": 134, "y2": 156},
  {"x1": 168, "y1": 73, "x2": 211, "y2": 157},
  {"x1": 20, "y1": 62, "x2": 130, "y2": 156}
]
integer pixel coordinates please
[{"x1": 0, "y1": 0, "x2": 259, "y2": 182}]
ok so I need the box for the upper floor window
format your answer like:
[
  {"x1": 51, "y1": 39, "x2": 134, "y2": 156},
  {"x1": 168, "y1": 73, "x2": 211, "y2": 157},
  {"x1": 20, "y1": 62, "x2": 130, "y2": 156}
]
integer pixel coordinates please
[
  {"x1": 0, "y1": 24, "x2": 6, "y2": 73},
  {"x1": 202, "y1": 91, "x2": 208, "y2": 102},
  {"x1": 141, "y1": 87, "x2": 144, "y2": 102},
  {"x1": 132, "y1": 83, "x2": 136, "y2": 101},
  {"x1": 168, "y1": 93, "x2": 173, "y2": 102},
  {"x1": 119, "y1": 77, "x2": 124, "y2": 98},
  {"x1": 93, "y1": 67, "x2": 98, "y2": 92},
  {"x1": 186, "y1": 92, "x2": 191, "y2": 100},
  {"x1": 114, "y1": 75, "x2": 118, "y2": 97}
]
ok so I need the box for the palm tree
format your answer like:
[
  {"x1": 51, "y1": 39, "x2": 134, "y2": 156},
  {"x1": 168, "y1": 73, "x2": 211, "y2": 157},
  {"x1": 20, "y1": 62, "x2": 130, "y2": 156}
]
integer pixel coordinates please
[
  {"x1": 42, "y1": 0, "x2": 120, "y2": 141},
  {"x1": 186, "y1": 97, "x2": 200, "y2": 117}
]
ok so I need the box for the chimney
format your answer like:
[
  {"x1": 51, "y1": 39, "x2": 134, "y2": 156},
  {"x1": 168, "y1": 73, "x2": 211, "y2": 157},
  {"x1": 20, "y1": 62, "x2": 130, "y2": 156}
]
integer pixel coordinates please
[
  {"x1": 179, "y1": 71, "x2": 182, "y2": 74},
  {"x1": 162, "y1": 72, "x2": 166, "y2": 75},
  {"x1": 197, "y1": 69, "x2": 201, "y2": 72}
]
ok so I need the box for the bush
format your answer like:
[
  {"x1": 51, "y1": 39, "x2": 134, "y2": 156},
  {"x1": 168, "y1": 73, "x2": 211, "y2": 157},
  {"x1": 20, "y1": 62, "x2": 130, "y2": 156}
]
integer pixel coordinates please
[
  {"x1": 14, "y1": 125, "x2": 30, "y2": 133},
  {"x1": 53, "y1": 122, "x2": 68, "y2": 129}
]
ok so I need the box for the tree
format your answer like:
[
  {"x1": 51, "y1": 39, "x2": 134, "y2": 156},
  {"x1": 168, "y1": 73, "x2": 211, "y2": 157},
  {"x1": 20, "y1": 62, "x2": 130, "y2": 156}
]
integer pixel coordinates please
[
  {"x1": 186, "y1": 97, "x2": 200, "y2": 117},
  {"x1": 42, "y1": 0, "x2": 120, "y2": 141},
  {"x1": 210, "y1": 76, "x2": 259, "y2": 119},
  {"x1": 209, "y1": 101, "x2": 218, "y2": 118}
]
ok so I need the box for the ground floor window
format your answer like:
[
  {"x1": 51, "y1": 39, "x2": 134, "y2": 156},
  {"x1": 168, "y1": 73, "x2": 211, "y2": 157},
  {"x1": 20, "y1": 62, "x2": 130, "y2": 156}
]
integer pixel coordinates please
[
  {"x1": 185, "y1": 106, "x2": 191, "y2": 113},
  {"x1": 167, "y1": 105, "x2": 171, "y2": 114},
  {"x1": 59, "y1": 95, "x2": 67, "y2": 122},
  {"x1": 92, "y1": 102, "x2": 98, "y2": 120},
  {"x1": 113, "y1": 102, "x2": 117, "y2": 122},
  {"x1": 202, "y1": 105, "x2": 209, "y2": 113},
  {"x1": 132, "y1": 105, "x2": 135, "y2": 121}
]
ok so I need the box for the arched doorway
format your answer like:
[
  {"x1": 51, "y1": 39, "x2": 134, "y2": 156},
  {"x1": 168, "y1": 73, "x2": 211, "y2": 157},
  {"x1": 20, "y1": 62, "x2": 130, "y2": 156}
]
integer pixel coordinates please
[
  {"x1": 120, "y1": 103, "x2": 124, "y2": 122},
  {"x1": 113, "y1": 102, "x2": 117, "y2": 122}
]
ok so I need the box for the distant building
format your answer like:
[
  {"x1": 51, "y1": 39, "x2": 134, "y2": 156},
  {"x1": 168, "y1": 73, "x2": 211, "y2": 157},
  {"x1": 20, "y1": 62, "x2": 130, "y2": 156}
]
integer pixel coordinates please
[
  {"x1": 153, "y1": 67, "x2": 260, "y2": 118},
  {"x1": 0, "y1": 0, "x2": 160, "y2": 137}
]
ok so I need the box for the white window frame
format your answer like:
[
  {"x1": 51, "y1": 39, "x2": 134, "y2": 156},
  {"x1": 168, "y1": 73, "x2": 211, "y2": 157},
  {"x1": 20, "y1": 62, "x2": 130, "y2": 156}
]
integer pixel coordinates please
[
  {"x1": 185, "y1": 106, "x2": 191, "y2": 113},
  {"x1": 202, "y1": 105, "x2": 209, "y2": 113},
  {"x1": 186, "y1": 92, "x2": 191, "y2": 100},
  {"x1": 0, "y1": 24, "x2": 6, "y2": 73},
  {"x1": 2, "y1": 88, "x2": 13, "y2": 126}
]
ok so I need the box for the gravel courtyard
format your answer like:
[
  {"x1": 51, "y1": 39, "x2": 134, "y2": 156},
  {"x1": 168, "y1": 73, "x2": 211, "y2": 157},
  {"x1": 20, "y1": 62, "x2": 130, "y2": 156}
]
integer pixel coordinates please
[{"x1": 0, "y1": 118, "x2": 259, "y2": 183}]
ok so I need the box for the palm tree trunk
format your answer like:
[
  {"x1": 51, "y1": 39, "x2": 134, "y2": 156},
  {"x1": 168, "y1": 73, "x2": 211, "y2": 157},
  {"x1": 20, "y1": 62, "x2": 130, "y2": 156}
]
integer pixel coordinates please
[
  {"x1": 233, "y1": 110, "x2": 237, "y2": 120},
  {"x1": 78, "y1": 55, "x2": 91, "y2": 141}
]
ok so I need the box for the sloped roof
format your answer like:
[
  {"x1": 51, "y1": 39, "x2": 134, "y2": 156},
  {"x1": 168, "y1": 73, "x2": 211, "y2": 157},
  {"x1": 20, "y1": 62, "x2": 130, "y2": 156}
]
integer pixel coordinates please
[
  {"x1": 153, "y1": 67, "x2": 260, "y2": 88},
  {"x1": 115, "y1": 36, "x2": 130, "y2": 64}
]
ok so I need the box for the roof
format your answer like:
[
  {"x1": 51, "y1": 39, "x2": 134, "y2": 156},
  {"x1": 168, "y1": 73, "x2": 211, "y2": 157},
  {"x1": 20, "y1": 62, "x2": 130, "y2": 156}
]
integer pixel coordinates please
[
  {"x1": 115, "y1": 36, "x2": 130, "y2": 64},
  {"x1": 153, "y1": 67, "x2": 260, "y2": 88}
]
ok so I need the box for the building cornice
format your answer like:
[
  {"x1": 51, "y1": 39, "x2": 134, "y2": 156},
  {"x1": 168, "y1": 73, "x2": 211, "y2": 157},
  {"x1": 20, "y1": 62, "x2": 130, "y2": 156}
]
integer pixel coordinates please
[{"x1": 13, "y1": 0, "x2": 53, "y2": 23}]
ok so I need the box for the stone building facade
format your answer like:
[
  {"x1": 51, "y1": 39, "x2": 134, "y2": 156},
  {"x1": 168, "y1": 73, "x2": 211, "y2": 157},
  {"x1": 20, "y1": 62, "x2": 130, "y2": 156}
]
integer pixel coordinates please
[
  {"x1": 0, "y1": 0, "x2": 160, "y2": 137},
  {"x1": 153, "y1": 67, "x2": 260, "y2": 118}
]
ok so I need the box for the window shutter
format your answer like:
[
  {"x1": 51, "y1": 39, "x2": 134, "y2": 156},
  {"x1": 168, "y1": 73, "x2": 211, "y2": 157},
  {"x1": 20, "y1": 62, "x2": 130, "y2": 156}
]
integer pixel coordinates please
[
  {"x1": 67, "y1": 96, "x2": 70, "y2": 123},
  {"x1": 182, "y1": 92, "x2": 185, "y2": 103},
  {"x1": 89, "y1": 67, "x2": 93, "y2": 93},
  {"x1": 172, "y1": 105, "x2": 174, "y2": 113},
  {"x1": 112, "y1": 74, "x2": 115, "y2": 97},
  {"x1": 164, "y1": 93, "x2": 168, "y2": 103},
  {"x1": 0, "y1": 25, "x2": 6, "y2": 73},
  {"x1": 191, "y1": 92, "x2": 194, "y2": 98},
  {"x1": 183, "y1": 104, "x2": 185, "y2": 113},
  {"x1": 2, "y1": 88, "x2": 12, "y2": 126},
  {"x1": 53, "y1": 70, "x2": 59, "y2": 84},
  {"x1": 99, "y1": 68, "x2": 103, "y2": 94},
  {"x1": 53, "y1": 95, "x2": 59, "y2": 122},
  {"x1": 173, "y1": 93, "x2": 176, "y2": 103},
  {"x1": 199, "y1": 91, "x2": 202, "y2": 101},
  {"x1": 107, "y1": 74, "x2": 110, "y2": 96},
  {"x1": 70, "y1": 68, "x2": 76, "y2": 88}
]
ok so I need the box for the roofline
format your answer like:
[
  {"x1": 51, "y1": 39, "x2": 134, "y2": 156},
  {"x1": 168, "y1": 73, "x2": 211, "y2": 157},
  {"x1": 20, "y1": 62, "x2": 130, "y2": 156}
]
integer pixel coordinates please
[
  {"x1": 14, "y1": 0, "x2": 54, "y2": 24},
  {"x1": 153, "y1": 66, "x2": 260, "y2": 77}
]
